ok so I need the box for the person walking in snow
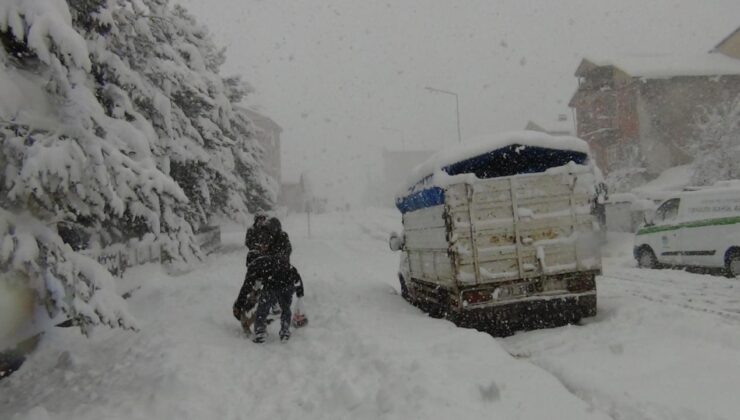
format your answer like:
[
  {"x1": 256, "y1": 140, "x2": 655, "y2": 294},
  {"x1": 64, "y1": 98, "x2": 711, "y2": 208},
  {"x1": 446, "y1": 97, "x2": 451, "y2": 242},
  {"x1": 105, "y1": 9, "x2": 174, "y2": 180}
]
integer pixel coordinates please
[
  {"x1": 233, "y1": 214, "x2": 270, "y2": 332},
  {"x1": 235, "y1": 215, "x2": 291, "y2": 315},
  {"x1": 251, "y1": 219, "x2": 295, "y2": 342},
  {"x1": 263, "y1": 217, "x2": 292, "y2": 263},
  {"x1": 234, "y1": 217, "x2": 296, "y2": 342},
  {"x1": 243, "y1": 255, "x2": 294, "y2": 342},
  {"x1": 244, "y1": 215, "x2": 292, "y2": 266},
  {"x1": 245, "y1": 213, "x2": 269, "y2": 265}
]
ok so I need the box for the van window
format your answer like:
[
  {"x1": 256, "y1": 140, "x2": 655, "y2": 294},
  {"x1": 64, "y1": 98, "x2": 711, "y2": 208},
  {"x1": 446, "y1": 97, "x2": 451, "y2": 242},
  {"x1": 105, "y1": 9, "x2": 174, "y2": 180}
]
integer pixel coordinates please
[{"x1": 655, "y1": 198, "x2": 680, "y2": 224}]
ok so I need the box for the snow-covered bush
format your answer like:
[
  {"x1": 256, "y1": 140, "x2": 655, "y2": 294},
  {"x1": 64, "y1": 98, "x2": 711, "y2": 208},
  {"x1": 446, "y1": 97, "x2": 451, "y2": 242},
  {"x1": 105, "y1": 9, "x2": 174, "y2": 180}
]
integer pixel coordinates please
[
  {"x1": 76, "y1": 0, "x2": 275, "y2": 226},
  {"x1": 690, "y1": 95, "x2": 740, "y2": 186}
]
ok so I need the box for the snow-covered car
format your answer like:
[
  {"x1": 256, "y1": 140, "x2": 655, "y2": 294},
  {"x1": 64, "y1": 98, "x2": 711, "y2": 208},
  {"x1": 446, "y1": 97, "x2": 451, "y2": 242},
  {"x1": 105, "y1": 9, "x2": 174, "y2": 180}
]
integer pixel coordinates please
[
  {"x1": 633, "y1": 186, "x2": 740, "y2": 277},
  {"x1": 390, "y1": 131, "x2": 602, "y2": 335}
]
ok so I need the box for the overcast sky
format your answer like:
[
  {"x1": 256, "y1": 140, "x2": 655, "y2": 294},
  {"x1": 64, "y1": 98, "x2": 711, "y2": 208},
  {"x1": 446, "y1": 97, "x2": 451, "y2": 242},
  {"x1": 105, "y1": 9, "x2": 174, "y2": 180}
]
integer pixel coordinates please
[{"x1": 177, "y1": 0, "x2": 740, "y2": 207}]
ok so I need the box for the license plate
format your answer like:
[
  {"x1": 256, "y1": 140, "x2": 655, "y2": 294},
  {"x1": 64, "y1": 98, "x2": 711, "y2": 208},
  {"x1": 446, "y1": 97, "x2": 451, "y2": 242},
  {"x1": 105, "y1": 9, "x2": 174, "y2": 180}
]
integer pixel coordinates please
[{"x1": 512, "y1": 283, "x2": 533, "y2": 296}]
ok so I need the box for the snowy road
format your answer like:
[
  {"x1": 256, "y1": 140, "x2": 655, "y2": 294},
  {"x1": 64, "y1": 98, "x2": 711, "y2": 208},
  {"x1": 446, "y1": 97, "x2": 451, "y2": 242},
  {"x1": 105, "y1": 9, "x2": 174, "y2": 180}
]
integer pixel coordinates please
[
  {"x1": 2, "y1": 211, "x2": 740, "y2": 420},
  {"x1": 503, "y1": 234, "x2": 740, "y2": 420}
]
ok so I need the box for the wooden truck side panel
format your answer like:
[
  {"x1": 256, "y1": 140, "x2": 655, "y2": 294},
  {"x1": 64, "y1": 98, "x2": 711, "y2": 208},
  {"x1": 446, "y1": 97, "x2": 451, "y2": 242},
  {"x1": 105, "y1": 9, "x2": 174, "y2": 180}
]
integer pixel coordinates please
[
  {"x1": 402, "y1": 170, "x2": 600, "y2": 290},
  {"x1": 446, "y1": 172, "x2": 599, "y2": 286},
  {"x1": 402, "y1": 205, "x2": 456, "y2": 286}
]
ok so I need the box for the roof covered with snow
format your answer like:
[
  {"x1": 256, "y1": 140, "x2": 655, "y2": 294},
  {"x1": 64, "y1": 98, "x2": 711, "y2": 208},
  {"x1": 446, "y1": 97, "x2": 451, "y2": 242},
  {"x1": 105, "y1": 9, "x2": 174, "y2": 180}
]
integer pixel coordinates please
[
  {"x1": 408, "y1": 130, "x2": 589, "y2": 185},
  {"x1": 713, "y1": 25, "x2": 740, "y2": 51},
  {"x1": 578, "y1": 52, "x2": 740, "y2": 79}
]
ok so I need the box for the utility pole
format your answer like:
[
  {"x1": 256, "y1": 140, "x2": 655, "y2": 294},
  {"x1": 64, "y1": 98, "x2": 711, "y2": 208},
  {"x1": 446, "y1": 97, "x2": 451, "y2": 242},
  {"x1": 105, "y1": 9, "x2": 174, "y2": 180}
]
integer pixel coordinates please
[
  {"x1": 305, "y1": 200, "x2": 311, "y2": 239},
  {"x1": 425, "y1": 86, "x2": 462, "y2": 144}
]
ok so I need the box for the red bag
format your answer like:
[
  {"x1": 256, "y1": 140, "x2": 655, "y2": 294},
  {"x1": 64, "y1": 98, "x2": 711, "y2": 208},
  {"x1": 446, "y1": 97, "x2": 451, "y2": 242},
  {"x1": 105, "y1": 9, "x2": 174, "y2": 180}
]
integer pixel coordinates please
[{"x1": 292, "y1": 298, "x2": 308, "y2": 328}]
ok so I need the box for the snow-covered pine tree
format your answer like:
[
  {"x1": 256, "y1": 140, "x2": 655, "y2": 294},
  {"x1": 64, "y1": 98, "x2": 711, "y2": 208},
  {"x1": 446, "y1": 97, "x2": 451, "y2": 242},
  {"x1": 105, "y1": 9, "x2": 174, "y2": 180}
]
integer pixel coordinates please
[
  {"x1": 229, "y1": 95, "x2": 276, "y2": 213},
  {"x1": 690, "y1": 95, "x2": 740, "y2": 186},
  {"x1": 75, "y1": 0, "x2": 274, "y2": 229},
  {"x1": 1, "y1": 0, "x2": 275, "y2": 337},
  {"x1": 161, "y1": 1, "x2": 275, "y2": 219},
  {"x1": 67, "y1": 0, "x2": 207, "y2": 262},
  {"x1": 0, "y1": 0, "x2": 181, "y2": 333}
]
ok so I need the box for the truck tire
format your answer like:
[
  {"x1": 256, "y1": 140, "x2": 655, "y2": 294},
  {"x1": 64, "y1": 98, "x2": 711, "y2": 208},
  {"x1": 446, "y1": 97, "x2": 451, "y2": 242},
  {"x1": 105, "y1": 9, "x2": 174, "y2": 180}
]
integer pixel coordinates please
[
  {"x1": 637, "y1": 247, "x2": 658, "y2": 269},
  {"x1": 428, "y1": 289, "x2": 449, "y2": 319},
  {"x1": 398, "y1": 275, "x2": 410, "y2": 301}
]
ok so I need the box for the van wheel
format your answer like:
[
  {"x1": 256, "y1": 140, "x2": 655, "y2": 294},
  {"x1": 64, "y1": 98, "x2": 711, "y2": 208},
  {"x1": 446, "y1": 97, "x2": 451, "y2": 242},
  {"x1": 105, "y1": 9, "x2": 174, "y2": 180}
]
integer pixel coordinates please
[
  {"x1": 637, "y1": 247, "x2": 658, "y2": 269},
  {"x1": 726, "y1": 250, "x2": 740, "y2": 278}
]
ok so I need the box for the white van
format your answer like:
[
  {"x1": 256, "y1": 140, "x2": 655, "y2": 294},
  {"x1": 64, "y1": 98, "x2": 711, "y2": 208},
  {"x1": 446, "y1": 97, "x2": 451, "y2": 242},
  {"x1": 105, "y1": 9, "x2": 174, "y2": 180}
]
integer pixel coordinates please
[{"x1": 633, "y1": 186, "x2": 740, "y2": 277}]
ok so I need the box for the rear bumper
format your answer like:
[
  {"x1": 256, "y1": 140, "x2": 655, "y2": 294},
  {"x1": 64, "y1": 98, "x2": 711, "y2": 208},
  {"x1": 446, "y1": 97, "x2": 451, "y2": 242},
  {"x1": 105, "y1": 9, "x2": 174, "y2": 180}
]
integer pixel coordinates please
[{"x1": 451, "y1": 292, "x2": 597, "y2": 336}]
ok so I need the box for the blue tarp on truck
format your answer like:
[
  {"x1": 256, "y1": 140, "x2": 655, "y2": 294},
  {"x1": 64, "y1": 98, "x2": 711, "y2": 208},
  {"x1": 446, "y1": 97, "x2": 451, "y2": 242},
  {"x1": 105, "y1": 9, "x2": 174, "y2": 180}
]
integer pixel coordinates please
[{"x1": 396, "y1": 144, "x2": 588, "y2": 214}]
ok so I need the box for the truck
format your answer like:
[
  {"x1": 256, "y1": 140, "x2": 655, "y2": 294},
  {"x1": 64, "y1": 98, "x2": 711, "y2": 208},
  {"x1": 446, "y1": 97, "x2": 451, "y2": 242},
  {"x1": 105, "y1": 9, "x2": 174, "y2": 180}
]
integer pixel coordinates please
[{"x1": 389, "y1": 131, "x2": 602, "y2": 336}]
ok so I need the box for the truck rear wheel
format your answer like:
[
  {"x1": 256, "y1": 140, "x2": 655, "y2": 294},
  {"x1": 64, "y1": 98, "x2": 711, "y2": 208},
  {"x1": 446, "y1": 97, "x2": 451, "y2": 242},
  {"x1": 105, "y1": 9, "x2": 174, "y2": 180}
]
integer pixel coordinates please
[
  {"x1": 428, "y1": 289, "x2": 449, "y2": 319},
  {"x1": 398, "y1": 275, "x2": 410, "y2": 301}
]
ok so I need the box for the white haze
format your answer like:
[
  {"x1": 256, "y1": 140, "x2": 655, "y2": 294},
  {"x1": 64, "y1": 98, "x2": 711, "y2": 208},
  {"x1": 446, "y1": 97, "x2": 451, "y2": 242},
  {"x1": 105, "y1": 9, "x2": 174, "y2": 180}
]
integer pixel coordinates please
[{"x1": 177, "y1": 0, "x2": 740, "y2": 209}]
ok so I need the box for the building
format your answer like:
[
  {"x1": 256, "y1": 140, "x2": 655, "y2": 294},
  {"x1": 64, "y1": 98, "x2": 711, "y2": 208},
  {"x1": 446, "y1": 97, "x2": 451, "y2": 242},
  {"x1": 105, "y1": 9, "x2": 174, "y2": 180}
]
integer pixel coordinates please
[
  {"x1": 279, "y1": 173, "x2": 328, "y2": 213},
  {"x1": 569, "y1": 27, "x2": 740, "y2": 175},
  {"x1": 714, "y1": 26, "x2": 740, "y2": 59},
  {"x1": 237, "y1": 107, "x2": 282, "y2": 185}
]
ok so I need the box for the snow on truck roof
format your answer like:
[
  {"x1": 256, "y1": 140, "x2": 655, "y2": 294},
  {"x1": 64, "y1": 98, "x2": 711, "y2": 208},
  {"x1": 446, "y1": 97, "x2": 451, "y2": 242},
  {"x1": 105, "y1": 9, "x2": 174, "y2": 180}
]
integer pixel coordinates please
[
  {"x1": 395, "y1": 131, "x2": 591, "y2": 213},
  {"x1": 406, "y1": 131, "x2": 590, "y2": 188}
]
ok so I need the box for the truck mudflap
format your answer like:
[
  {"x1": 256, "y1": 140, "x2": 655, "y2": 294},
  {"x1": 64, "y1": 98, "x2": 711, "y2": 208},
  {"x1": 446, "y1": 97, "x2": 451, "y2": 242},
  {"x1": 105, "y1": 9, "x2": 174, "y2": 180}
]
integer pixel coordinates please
[{"x1": 449, "y1": 292, "x2": 597, "y2": 337}]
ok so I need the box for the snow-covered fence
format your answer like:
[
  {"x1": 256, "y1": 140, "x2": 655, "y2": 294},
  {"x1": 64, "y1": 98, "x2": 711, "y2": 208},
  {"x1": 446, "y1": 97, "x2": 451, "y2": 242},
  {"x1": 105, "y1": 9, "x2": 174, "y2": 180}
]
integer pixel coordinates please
[
  {"x1": 195, "y1": 226, "x2": 221, "y2": 255},
  {"x1": 81, "y1": 227, "x2": 220, "y2": 277},
  {"x1": 82, "y1": 234, "x2": 162, "y2": 277}
]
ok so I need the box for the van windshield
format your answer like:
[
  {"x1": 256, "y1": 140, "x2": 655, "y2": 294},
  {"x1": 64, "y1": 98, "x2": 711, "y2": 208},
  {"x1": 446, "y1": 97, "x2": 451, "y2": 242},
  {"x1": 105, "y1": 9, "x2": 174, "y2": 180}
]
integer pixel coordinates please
[{"x1": 655, "y1": 198, "x2": 680, "y2": 223}]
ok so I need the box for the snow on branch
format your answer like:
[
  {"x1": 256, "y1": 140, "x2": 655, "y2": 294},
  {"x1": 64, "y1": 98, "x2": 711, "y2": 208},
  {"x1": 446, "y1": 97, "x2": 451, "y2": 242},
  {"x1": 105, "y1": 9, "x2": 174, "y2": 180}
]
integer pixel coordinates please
[
  {"x1": 690, "y1": 95, "x2": 740, "y2": 186},
  {"x1": 0, "y1": 0, "x2": 91, "y2": 70},
  {"x1": 0, "y1": 209, "x2": 137, "y2": 345}
]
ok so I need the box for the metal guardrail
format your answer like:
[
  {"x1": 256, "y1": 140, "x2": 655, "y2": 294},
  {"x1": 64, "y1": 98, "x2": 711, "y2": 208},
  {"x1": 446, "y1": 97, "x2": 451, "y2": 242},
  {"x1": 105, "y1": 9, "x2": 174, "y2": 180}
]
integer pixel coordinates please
[{"x1": 83, "y1": 242, "x2": 159, "y2": 278}]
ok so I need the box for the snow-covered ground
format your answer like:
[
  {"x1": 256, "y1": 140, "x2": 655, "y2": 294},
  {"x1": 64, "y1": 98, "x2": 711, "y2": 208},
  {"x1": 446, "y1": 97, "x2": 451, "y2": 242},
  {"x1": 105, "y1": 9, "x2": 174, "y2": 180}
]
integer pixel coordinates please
[
  {"x1": 2, "y1": 210, "x2": 740, "y2": 420},
  {"x1": 503, "y1": 233, "x2": 740, "y2": 420}
]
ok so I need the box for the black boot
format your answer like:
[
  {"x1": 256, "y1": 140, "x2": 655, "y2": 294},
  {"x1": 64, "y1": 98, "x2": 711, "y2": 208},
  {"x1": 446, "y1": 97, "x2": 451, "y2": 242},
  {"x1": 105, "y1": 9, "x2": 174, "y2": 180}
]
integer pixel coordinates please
[{"x1": 253, "y1": 329, "x2": 267, "y2": 343}]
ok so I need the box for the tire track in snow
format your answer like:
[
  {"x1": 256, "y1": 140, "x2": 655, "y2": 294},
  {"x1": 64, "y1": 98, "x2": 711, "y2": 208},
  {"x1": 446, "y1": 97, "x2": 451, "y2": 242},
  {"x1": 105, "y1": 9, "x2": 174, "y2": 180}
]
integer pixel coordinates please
[
  {"x1": 599, "y1": 268, "x2": 740, "y2": 323},
  {"x1": 502, "y1": 260, "x2": 740, "y2": 420}
]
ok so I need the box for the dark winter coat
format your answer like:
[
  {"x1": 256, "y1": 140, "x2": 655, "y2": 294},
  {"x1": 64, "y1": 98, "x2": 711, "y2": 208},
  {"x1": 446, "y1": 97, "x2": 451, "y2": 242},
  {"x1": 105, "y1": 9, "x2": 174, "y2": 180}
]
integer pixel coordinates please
[
  {"x1": 234, "y1": 256, "x2": 290, "y2": 314},
  {"x1": 235, "y1": 217, "x2": 297, "y2": 318},
  {"x1": 245, "y1": 217, "x2": 292, "y2": 266},
  {"x1": 233, "y1": 259, "x2": 304, "y2": 317},
  {"x1": 245, "y1": 216, "x2": 269, "y2": 265}
]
